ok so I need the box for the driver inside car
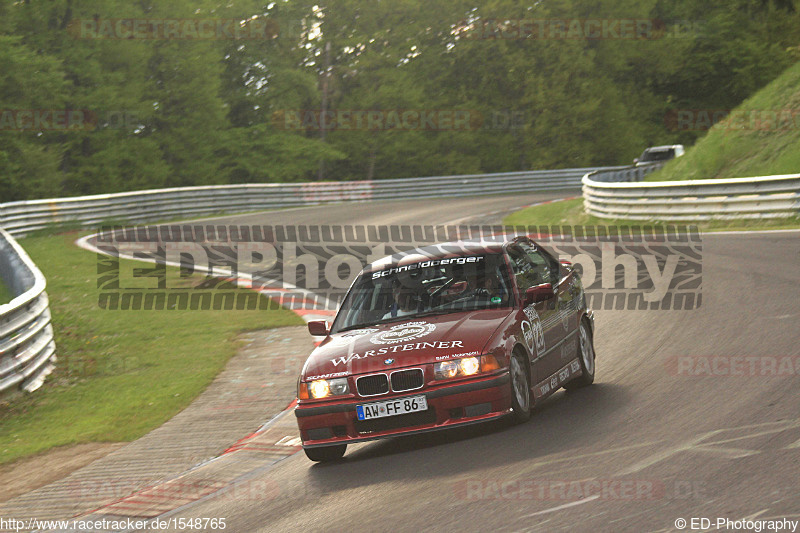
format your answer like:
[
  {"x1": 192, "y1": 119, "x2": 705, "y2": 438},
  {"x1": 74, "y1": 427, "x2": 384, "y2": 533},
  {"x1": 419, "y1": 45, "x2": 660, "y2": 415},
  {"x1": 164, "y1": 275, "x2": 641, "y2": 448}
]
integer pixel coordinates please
[
  {"x1": 382, "y1": 280, "x2": 421, "y2": 320},
  {"x1": 466, "y1": 269, "x2": 506, "y2": 304}
]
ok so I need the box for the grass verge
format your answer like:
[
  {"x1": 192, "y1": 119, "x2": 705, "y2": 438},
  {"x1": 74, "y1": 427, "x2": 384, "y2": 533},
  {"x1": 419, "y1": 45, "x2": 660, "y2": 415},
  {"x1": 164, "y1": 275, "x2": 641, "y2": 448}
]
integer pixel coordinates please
[
  {"x1": 0, "y1": 281, "x2": 12, "y2": 306},
  {"x1": 0, "y1": 231, "x2": 303, "y2": 466},
  {"x1": 503, "y1": 198, "x2": 800, "y2": 232},
  {"x1": 647, "y1": 61, "x2": 800, "y2": 182}
]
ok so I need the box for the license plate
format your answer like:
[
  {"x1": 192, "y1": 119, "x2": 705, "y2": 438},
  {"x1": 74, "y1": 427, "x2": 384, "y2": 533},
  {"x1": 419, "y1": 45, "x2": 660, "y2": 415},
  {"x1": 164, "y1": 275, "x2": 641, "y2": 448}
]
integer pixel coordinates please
[{"x1": 356, "y1": 395, "x2": 428, "y2": 421}]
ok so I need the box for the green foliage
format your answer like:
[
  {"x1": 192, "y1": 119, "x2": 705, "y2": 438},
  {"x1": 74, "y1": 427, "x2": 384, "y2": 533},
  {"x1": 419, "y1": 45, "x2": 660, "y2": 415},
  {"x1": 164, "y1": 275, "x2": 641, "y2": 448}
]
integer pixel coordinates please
[
  {"x1": 0, "y1": 34, "x2": 69, "y2": 201},
  {"x1": 0, "y1": 278, "x2": 12, "y2": 305},
  {"x1": 649, "y1": 60, "x2": 800, "y2": 180},
  {"x1": 0, "y1": 0, "x2": 798, "y2": 200}
]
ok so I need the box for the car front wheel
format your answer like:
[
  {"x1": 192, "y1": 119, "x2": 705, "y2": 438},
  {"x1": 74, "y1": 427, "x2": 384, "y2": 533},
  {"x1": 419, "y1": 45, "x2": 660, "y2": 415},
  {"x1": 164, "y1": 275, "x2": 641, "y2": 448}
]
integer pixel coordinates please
[
  {"x1": 565, "y1": 319, "x2": 595, "y2": 390},
  {"x1": 509, "y1": 350, "x2": 531, "y2": 423}
]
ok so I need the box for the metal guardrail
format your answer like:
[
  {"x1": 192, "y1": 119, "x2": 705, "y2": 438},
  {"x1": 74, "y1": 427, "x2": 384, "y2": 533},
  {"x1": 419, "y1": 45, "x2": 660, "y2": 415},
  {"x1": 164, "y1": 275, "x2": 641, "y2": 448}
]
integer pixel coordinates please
[
  {"x1": 583, "y1": 172, "x2": 800, "y2": 220},
  {"x1": 586, "y1": 162, "x2": 666, "y2": 182},
  {"x1": 0, "y1": 228, "x2": 55, "y2": 394},
  {"x1": 0, "y1": 167, "x2": 614, "y2": 238}
]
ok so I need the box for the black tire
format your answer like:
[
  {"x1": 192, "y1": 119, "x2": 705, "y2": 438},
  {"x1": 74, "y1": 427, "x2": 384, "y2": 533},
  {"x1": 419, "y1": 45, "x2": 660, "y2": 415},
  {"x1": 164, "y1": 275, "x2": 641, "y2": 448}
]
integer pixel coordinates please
[
  {"x1": 564, "y1": 319, "x2": 595, "y2": 390},
  {"x1": 304, "y1": 444, "x2": 347, "y2": 462},
  {"x1": 509, "y1": 349, "x2": 532, "y2": 423}
]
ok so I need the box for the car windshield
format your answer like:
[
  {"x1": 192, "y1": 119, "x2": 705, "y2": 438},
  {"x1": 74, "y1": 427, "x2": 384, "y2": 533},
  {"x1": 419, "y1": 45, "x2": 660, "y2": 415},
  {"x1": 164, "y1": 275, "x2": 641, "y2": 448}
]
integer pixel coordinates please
[
  {"x1": 640, "y1": 148, "x2": 675, "y2": 162},
  {"x1": 331, "y1": 253, "x2": 513, "y2": 333}
]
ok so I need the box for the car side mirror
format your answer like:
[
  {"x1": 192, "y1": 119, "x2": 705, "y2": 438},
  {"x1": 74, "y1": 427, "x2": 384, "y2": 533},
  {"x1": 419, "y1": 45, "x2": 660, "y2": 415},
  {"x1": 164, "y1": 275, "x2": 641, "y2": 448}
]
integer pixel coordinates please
[
  {"x1": 524, "y1": 283, "x2": 554, "y2": 305},
  {"x1": 307, "y1": 320, "x2": 330, "y2": 336}
]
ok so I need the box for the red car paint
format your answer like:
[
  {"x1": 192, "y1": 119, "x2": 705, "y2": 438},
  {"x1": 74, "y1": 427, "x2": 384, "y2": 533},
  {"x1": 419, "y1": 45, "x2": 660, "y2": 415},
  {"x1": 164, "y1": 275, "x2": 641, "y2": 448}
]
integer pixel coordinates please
[{"x1": 295, "y1": 236, "x2": 595, "y2": 459}]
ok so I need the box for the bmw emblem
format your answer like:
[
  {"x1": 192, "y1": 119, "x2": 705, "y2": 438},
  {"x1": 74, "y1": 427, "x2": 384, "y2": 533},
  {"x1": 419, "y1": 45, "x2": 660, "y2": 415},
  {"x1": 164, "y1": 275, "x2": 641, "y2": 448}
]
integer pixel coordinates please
[{"x1": 384, "y1": 358, "x2": 394, "y2": 365}]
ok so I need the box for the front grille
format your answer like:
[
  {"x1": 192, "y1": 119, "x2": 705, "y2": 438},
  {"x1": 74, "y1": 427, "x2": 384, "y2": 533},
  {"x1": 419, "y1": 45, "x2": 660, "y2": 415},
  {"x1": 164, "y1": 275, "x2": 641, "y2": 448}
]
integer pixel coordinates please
[
  {"x1": 354, "y1": 407, "x2": 437, "y2": 434},
  {"x1": 356, "y1": 374, "x2": 389, "y2": 396},
  {"x1": 390, "y1": 368, "x2": 424, "y2": 392}
]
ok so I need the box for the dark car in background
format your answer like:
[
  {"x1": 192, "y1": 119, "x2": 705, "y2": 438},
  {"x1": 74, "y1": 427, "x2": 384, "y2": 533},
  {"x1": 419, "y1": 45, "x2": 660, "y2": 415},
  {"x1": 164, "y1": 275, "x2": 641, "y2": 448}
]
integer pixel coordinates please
[{"x1": 634, "y1": 144, "x2": 685, "y2": 166}]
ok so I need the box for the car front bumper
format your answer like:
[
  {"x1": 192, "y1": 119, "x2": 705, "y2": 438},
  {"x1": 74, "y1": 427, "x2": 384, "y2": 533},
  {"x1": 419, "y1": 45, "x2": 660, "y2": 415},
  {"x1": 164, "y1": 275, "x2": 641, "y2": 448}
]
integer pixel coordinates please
[{"x1": 295, "y1": 372, "x2": 511, "y2": 448}]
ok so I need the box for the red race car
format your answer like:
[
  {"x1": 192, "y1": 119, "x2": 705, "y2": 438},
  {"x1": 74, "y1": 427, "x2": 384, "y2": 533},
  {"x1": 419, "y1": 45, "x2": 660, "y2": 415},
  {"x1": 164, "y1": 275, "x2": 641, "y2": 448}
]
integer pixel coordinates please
[{"x1": 295, "y1": 236, "x2": 596, "y2": 462}]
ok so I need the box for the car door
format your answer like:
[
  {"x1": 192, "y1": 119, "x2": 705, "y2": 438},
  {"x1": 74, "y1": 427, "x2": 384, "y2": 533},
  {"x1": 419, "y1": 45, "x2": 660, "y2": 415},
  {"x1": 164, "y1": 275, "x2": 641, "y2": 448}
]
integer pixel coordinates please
[
  {"x1": 516, "y1": 239, "x2": 576, "y2": 383},
  {"x1": 506, "y1": 243, "x2": 557, "y2": 386}
]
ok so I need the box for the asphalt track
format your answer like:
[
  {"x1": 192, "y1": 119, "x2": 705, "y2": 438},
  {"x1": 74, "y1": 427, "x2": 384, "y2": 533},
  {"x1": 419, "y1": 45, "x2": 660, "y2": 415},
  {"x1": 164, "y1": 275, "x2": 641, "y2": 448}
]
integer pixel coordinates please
[{"x1": 93, "y1": 194, "x2": 800, "y2": 532}]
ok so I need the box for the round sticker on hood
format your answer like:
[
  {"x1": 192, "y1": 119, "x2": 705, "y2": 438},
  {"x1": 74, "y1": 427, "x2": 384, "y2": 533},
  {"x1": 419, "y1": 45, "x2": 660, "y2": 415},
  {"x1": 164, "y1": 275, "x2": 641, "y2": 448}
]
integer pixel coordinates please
[
  {"x1": 370, "y1": 321, "x2": 436, "y2": 345},
  {"x1": 328, "y1": 328, "x2": 379, "y2": 346}
]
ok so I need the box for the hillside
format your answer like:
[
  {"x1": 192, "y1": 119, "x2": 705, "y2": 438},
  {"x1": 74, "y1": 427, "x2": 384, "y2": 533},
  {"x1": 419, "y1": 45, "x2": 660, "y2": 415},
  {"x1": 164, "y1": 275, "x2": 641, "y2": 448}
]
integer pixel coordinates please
[{"x1": 648, "y1": 61, "x2": 800, "y2": 181}]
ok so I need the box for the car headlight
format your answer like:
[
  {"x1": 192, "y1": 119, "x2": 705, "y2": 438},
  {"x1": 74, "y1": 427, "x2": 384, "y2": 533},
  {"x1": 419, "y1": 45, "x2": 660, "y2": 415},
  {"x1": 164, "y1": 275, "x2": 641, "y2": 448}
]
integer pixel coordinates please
[
  {"x1": 436, "y1": 360, "x2": 459, "y2": 379},
  {"x1": 435, "y1": 357, "x2": 481, "y2": 380},
  {"x1": 306, "y1": 377, "x2": 350, "y2": 399},
  {"x1": 460, "y1": 356, "x2": 480, "y2": 375}
]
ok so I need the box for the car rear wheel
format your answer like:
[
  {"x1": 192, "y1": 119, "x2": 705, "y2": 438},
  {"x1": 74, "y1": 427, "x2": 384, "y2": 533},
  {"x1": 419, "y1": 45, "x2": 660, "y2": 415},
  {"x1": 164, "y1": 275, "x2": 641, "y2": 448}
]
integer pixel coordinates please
[
  {"x1": 509, "y1": 350, "x2": 531, "y2": 423},
  {"x1": 564, "y1": 319, "x2": 595, "y2": 390},
  {"x1": 304, "y1": 444, "x2": 347, "y2": 462}
]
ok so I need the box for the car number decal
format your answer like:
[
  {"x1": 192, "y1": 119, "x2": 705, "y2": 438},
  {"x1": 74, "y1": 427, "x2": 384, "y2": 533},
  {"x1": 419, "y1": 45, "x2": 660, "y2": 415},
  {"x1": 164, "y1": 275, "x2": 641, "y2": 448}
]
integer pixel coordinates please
[{"x1": 522, "y1": 305, "x2": 545, "y2": 357}]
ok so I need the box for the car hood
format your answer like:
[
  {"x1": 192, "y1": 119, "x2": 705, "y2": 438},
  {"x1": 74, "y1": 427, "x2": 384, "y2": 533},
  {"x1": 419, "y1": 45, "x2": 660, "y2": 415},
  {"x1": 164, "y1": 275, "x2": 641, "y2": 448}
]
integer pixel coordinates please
[{"x1": 301, "y1": 308, "x2": 513, "y2": 379}]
